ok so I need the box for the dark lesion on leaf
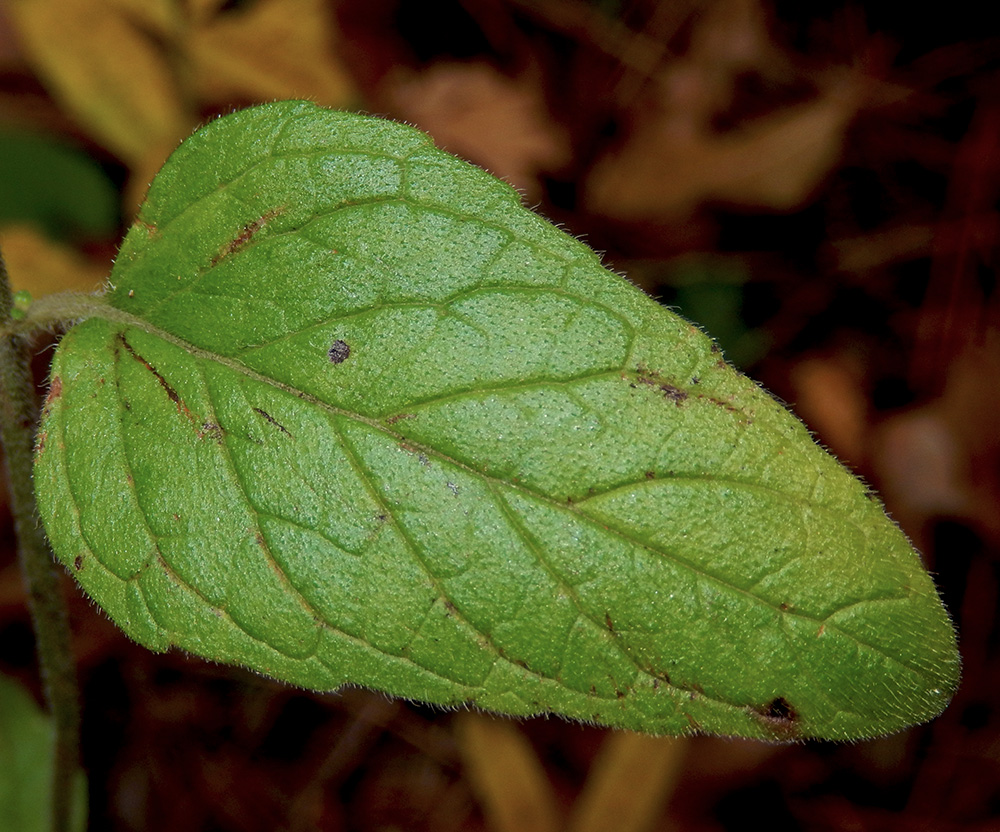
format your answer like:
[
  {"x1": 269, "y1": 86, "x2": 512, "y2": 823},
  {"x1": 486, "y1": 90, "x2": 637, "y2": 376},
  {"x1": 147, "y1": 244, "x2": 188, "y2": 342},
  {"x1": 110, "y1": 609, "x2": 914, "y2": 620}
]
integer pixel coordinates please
[
  {"x1": 73, "y1": 555, "x2": 83, "y2": 570},
  {"x1": 630, "y1": 364, "x2": 690, "y2": 406},
  {"x1": 629, "y1": 362, "x2": 749, "y2": 420},
  {"x1": 117, "y1": 333, "x2": 220, "y2": 436},
  {"x1": 384, "y1": 412, "x2": 415, "y2": 425},
  {"x1": 747, "y1": 697, "x2": 800, "y2": 739},
  {"x1": 117, "y1": 333, "x2": 186, "y2": 415},
  {"x1": 253, "y1": 407, "x2": 292, "y2": 437},
  {"x1": 210, "y1": 207, "x2": 283, "y2": 266},
  {"x1": 198, "y1": 422, "x2": 225, "y2": 443},
  {"x1": 328, "y1": 339, "x2": 351, "y2": 364}
]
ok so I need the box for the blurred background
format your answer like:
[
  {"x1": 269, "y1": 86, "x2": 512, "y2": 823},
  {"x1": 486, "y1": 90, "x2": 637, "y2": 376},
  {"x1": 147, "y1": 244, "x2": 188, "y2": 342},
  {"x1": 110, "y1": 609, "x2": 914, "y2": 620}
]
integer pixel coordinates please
[{"x1": 0, "y1": 0, "x2": 997, "y2": 829}]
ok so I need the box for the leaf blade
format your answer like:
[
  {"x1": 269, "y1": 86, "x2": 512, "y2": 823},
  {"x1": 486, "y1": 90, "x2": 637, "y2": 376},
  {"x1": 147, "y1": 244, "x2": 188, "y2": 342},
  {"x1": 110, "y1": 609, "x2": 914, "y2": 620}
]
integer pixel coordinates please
[{"x1": 35, "y1": 101, "x2": 959, "y2": 740}]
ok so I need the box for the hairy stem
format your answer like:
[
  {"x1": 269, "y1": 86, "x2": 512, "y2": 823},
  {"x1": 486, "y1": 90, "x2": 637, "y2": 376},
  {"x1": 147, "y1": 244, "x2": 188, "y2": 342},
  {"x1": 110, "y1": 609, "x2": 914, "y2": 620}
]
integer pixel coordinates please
[
  {"x1": 0, "y1": 245, "x2": 81, "y2": 832},
  {"x1": 0, "y1": 290, "x2": 115, "y2": 339}
]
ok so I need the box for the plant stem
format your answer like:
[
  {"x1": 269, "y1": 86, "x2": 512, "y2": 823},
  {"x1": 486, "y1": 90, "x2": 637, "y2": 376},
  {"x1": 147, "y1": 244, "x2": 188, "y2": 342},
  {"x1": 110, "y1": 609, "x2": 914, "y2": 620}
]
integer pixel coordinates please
[
  {"x1": 0, "y1": 290, "x2": 131, "y2": 340},
  {"x1": 0, "y1": 245, "x2": 80, "y2": 832}
]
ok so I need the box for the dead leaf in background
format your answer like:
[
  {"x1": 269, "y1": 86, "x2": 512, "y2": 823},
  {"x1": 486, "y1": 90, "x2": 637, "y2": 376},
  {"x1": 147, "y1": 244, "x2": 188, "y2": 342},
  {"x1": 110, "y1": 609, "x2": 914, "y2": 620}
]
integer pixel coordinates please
[
  {"x1": 8, "y1": 0, "x2": 189, "y2": 164},
  {"x1": 587, "y1": 73, "x2": 861, "y2": 220},
  {"x1": 188, "y1": 0, "x2": 354, "y2": 107},
  {"x1": 454, "y1": 713, "x2": 561, "y2": 832},
  {"x1": 679, "y1": 0, "x2": 785, "y2": 119},
  {"x1": 123, "y1": 133, "x2": 194, "y2": 220},
  {"x1": 386, "y1": 62, "x2": 570, "y2": 201},
  {"x1": 0, "y1": 224, "x2": 109, "y2": 296},
  {"x1": 106, "y1": 0, "x2": 182, "y2": 38},
  {"x1": 692, "y1": 0, "x2": 774, "y2": 66},
  {"x1": 185, "y1": 0, "x2": 232, "y2": 25},
  {"x1": 566, "y1": 733, "x2": 688, "y2": 832},
  {"x1": 868, "y1": 327, "x2": 1000, "y2": 549},
  {"x1": 585, "y1": 0, "x2": 859, "y2": 220},
  {"x1": 874, "y1": 409, "x2": 970, "y2": 530},
  {"x1": 790, "y1": 357, "x2": 869, "y2": 464}
]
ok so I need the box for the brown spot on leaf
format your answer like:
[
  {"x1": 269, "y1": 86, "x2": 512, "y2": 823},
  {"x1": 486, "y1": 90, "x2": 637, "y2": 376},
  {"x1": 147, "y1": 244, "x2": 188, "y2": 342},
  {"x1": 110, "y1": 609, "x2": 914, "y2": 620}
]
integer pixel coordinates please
[
  {"x1": 328, "y1": 339, "x2": 350, "y2": 364},
  {"x1": 660, "y1": 383, "x2": 688, "y2": 404},
  {"x1": 384, "y1": 413, "x2": 415, "y2": 425},
  {"x1": 73, "y1": 555, "x2": 83, "y2": 570},
  {"x1": 633, "y1": 365, "x2": 689, "y2": 405},
  {"x1": 253, "y1": 407, "x2": 291, "y2": 437},
  {"x1": 604, "y1": 612, "x2": 615, "y2": 632},
  {"x1": 748, "y1": 697, "x2": 800, "y2": 739},
  {"x1": 199, "y1": 422, "x2": 224, "y2": 443},
  {"x1": 695, "y1": 392, "x2": 743, "y2": 417},
  {"x1": 132, "y1": 218, "x2": 157, "y2": 237},
  {"x1": 43, "y1": 376, "x2": 62, "y2": 413},
  {"x1": 118, "y1": 334, "x2": 189, "y2": 417},
  {"x1": 211, "y1": 208, "x2": 281, "y2": 266}
]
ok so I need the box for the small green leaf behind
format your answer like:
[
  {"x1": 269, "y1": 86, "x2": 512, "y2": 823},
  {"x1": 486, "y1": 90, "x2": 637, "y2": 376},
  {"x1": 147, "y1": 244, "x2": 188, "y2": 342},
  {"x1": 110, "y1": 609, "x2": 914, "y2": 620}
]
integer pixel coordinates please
[
  {"x1": 0, "y1": 675, "x2": 87, "y2": 832},
  {"x1": 34, "y1": 101, "x2": 960, "y2": 741},
  {"x1": 0, "y1": 129, "x2": 119, "y2": 240}
]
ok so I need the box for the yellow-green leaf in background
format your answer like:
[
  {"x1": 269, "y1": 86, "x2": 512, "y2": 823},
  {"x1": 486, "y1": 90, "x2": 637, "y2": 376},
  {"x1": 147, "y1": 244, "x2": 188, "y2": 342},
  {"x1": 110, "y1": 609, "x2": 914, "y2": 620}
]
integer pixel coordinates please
[
  {"x1": 188, "y1": 0, "x2": 355, "y2": 107},
  {"x1": 0, "y1": 675, "x2": 87, "y2": 832}
]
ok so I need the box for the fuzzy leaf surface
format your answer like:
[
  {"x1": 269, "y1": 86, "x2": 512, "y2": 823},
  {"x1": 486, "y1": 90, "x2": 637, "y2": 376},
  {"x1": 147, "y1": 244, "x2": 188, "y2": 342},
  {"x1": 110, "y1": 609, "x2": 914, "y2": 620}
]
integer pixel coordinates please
[{"x1": 34, "y1": 101, "x2": 959, "y2": 740}]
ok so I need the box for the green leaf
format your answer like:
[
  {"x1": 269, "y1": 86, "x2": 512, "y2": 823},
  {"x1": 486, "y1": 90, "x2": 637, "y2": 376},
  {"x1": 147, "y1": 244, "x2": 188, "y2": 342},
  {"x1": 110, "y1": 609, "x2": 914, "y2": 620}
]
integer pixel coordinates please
[
  {"x1": 33, "y1": 101, "x2": 959, "y2": 741},
  {"x1": 0, "y1": 129, "x2": 119, "y2": 240},
  {"x1": 0, "y1": 675, "x2": 87, "y2": 832}
]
